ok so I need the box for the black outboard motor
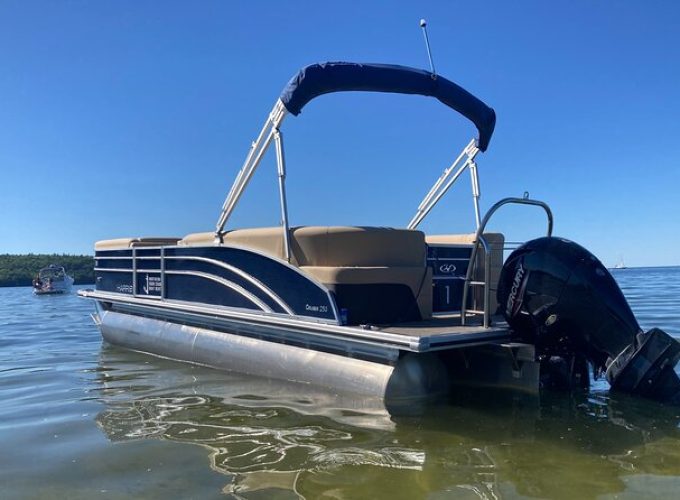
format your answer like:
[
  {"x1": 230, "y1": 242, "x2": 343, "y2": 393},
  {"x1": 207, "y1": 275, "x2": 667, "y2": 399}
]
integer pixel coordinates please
[{"x1": 497, "y1": 237, "x2": 680, "y2": 403}]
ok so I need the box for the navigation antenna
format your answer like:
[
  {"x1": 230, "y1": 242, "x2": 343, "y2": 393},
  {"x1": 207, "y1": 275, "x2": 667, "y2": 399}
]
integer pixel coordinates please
[{"x1": 419, "y1": 19, "x2": 436, "y2": 77}]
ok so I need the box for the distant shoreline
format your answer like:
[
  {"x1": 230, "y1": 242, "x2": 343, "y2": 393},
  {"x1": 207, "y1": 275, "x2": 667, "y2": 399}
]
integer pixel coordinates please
[{"x1": 0, "y1": 254, "x2": 94, "y2": 287}]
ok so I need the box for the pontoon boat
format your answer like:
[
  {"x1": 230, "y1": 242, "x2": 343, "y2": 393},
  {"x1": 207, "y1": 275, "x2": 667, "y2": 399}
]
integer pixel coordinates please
[{"x1": 80, "y1": 62, "x2": 680, "y2": 408}]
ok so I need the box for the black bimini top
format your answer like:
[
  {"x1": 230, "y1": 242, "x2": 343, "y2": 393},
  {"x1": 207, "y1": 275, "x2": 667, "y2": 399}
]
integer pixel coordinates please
[{"x1": 279, "y1": 62, "x2": 496, "y2": 151}]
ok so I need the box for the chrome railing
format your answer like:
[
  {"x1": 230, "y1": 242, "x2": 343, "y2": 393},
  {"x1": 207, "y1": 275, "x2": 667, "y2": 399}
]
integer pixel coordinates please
[{"x1": 461, "y1": 196, "x2": 554, "y2": 327}]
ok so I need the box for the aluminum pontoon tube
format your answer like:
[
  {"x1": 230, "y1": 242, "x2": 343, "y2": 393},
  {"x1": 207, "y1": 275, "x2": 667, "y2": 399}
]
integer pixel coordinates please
[{"x1": 98, "y1": 309, "x2": 451, "y2": 404}]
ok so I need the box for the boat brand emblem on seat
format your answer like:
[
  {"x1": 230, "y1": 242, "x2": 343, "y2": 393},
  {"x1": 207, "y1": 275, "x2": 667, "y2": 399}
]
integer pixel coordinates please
[
  {"x1": 439, "y1": 264, "x2": 457, "y2": 274},
  {"x1": 505, "y1": 262, "x2": 527, "y2": 318}
]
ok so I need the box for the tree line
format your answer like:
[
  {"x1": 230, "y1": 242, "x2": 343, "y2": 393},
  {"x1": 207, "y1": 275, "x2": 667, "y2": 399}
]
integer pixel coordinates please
[{"x1": 0, "y1": 254, "x2": 94, "y2": 287}]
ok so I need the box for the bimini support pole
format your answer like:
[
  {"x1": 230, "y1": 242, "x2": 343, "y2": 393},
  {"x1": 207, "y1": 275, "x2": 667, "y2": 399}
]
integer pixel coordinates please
[
  {"x1": 273, "y1": 128, "x2": 292, "y2": 262},
  {"x1": 407, "y1": 138, "x2": 480, "y2": 230},
  {"x1": 215, "y1": 99, "x2": 288, "y2": 238},
  {"x1": 469, "y1": 160, "x2": 482, "y2": 229}
]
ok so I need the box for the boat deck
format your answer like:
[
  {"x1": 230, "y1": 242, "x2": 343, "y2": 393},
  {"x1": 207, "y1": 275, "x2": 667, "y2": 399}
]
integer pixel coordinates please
[
  {"x1": 378, "y1": 314, "x2": 504, "y2": 335},
  {"x1": 374, "y1": 314, "x2": 511, "y2": 350}
]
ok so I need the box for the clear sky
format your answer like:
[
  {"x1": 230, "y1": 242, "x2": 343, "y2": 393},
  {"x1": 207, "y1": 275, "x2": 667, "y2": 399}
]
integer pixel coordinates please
[{"x1": 1, "y1": 1, "x2": 678, "y2": 267}]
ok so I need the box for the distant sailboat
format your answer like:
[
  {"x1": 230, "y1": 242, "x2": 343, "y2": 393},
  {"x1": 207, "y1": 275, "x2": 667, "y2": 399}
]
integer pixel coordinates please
[{"x1": 613, "y1": 256, "x2": 627, "y2": 269}]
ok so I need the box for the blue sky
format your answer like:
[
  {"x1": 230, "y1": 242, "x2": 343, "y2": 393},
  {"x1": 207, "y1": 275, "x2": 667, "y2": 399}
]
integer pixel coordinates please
[{"x1": 1, "y1": 1, "x2": 678, "y2": 266}]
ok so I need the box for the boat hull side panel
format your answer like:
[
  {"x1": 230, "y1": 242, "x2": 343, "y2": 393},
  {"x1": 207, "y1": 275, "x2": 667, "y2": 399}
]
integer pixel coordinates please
[
  {"x1": 166, "y1": 246, "x2": 335, "y2": 320},
  {"x1": 164, "y1": 274, "x2": 268, "y2": 311},
  {"x1": 95, "y1": 245, "x2": 337, "y2": 321}
]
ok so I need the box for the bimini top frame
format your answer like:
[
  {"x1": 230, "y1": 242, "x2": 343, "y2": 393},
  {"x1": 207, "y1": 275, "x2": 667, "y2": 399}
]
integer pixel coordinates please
[{"x1": 215, "y1": 62, "x2": 497, "y2": 260}]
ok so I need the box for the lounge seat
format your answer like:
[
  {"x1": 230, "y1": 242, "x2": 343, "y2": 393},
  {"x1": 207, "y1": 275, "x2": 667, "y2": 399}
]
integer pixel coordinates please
[{"x1": 179, "y1": 226, "x2": 432, "y2": 324}]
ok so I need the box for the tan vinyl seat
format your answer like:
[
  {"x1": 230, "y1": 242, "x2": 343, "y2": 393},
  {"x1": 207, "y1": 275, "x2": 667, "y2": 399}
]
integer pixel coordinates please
[
  {"x1": 95, "y1": 237, "x2": 181, "y2": 250},
  {"x1": 178, "y1": 228, "x2": 286, "y2": 260},
  {"x1": 179, "y1": 226, "x2": 432, "y2": 323},
  {"x1": 178, "y1": 226, "x2": 425, "y2": 266},
  {"x1": 426, "y1": 233, "x2": 505, "y2": 313},
  {"x1": 291, "y1": 226, "x2": 425, "y2": 267},
  {"x1": 295, "y1": 227, "x2": 430, "y2": 323}
]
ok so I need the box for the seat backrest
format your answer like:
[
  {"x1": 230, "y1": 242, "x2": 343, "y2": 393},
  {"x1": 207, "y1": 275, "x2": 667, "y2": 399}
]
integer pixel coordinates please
[
  {"x1": 179, "y1": 226, "x2": 426, "y2": 268},
  {"x1": 291, "y1": 226, "x2": 425, "y2": 267}
]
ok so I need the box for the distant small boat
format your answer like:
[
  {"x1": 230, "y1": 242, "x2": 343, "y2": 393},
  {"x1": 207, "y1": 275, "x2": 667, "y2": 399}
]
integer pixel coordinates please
[
  {"x1": 33, "y1": 265, "x2": 74, "y2": 295},
  {"x1": 613, "y1": 256, "x2": 627, "y2": 269}
]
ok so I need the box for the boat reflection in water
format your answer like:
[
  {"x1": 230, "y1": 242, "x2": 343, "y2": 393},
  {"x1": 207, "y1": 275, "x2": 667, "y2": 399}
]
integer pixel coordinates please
[{"x1": 94, "y1": 344, "x2": 680, "y2": 498}]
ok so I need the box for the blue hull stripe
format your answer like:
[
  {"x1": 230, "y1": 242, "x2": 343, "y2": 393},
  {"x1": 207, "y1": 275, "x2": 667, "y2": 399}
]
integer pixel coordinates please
[
  {"x1": 165, "y1": 255, "x2": 294, "y2": 315},
  {"x1": 165, "y1": 270, "x2": 272, "y2": 312}
]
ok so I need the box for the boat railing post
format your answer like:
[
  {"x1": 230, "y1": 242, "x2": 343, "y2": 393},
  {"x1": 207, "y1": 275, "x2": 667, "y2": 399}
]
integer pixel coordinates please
[
  {"x1": 461, "y1": 234, "x2": 489, "y2": 326},
  {"x1": 483, "y1": 246, "x2": 491, "y2": 327},
  {"x1": 160, "y1": 247, "x2": 165, "y2": 300},
  {"x1": 274, "y1": 128, "x2": 292, "y2": 262},
  {"x1": 132, "y1": 247, "x2": 137, "y2": 297},
  {"x1": 469, "y1": 160, "x2": 482, "y2": 230}
]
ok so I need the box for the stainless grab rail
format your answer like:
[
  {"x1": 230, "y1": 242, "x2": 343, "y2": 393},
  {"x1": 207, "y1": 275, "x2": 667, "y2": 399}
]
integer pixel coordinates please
[{"x1": 461, "y1": 196, "x2": 554, "y2": 327}]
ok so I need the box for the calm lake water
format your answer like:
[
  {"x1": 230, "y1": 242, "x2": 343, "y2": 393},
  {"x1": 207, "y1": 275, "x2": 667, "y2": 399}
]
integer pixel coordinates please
[{"x1": 2, "y1": 267, "x2": 680, "y2": 499}]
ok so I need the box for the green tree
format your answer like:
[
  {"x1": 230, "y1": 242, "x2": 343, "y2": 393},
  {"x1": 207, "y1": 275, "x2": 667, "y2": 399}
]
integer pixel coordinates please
[{"x1": 0, "y1": 254, "x2": 94, "y2": 287}]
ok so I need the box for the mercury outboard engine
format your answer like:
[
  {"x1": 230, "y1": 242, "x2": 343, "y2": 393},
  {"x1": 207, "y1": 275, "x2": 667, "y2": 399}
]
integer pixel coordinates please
[{"x1": 497, "y1": 237, "x2": 680, "y2": 403}]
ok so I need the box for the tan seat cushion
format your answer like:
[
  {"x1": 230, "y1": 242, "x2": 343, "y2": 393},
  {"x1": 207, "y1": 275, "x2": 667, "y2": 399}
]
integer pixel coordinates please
[
  {"x1": 292, "y1": 227, "x2": 425, "y2": 267},
  {"x1": 179, "y1": 226, "x2": 426, "y2": 268},
  {"x1": 176, "y1": 232, "x2": 220, "y2": 247},
  {"x1": 425, "y1": 232, "x2": 504, "y2": 248},
  {"x1": 178, "y1": 228, "x2": 290, "y2": 260},
  {"x1": 95, "y1": 237, "x2": 181, "y2": 250}
]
